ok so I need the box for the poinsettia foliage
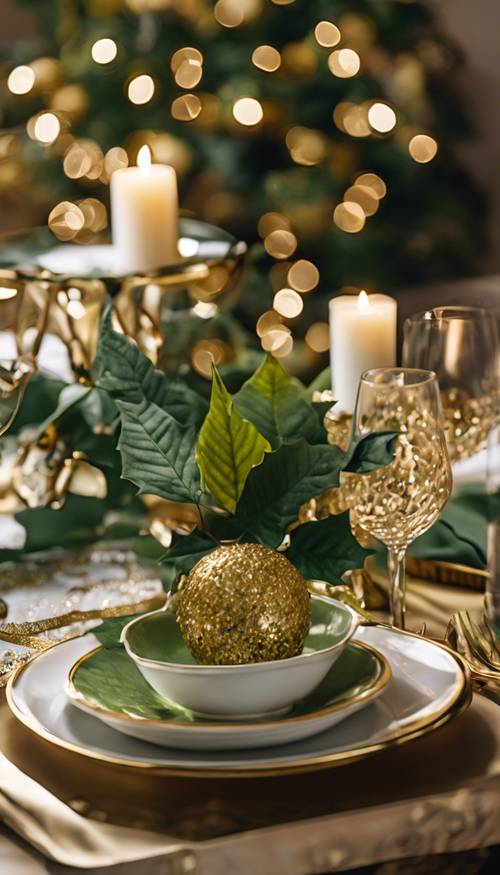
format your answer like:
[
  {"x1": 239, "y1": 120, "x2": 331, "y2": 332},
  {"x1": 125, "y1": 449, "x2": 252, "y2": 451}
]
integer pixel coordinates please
[{"x1": 92, "y1": 306, "x2": 397, "y2": 588}]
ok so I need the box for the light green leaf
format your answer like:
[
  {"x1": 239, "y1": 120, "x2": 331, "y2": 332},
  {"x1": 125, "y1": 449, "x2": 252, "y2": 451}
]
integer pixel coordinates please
[
  {"x1": 287, "y1": 512, "x2": 371, "y2": 585},
  {"x1": 94, "y1": 307, "x2": 207, "y2": 427},
  {"x1": 236, "y1": 440, "x2": 345, "y2": 547},
  {"x1": 233, "y1": 355, "x2": 326, "y2": 446},
  {"x1": 117, "y1": 398, "x2": 200, "y2": 503},
  {"x1": 196, "y1": 366, "x2": 271, "y2": 513}
]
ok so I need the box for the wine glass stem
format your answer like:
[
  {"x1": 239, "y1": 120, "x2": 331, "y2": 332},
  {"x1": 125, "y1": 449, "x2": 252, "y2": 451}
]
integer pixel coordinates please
[{"x1": 388, "y1": 549, "x2": 406, "y2": 629}]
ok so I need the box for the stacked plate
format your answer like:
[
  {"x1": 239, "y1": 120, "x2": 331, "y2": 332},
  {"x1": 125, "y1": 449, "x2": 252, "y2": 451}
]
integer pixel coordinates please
[{"x1": 6, "y1": 593, "x2": 470, "y2": 777}]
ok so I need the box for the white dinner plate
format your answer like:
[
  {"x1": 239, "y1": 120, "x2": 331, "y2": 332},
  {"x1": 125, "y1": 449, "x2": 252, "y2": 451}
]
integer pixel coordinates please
[{"x1": 6, "y1": 625, "x2": 470, "y2": 776}]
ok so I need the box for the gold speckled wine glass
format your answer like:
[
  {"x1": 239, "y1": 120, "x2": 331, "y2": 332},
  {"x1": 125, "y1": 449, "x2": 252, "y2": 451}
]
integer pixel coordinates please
[
  {"x1": 403, "y1": 306, "x2": 500, "y2": 462},
  {"x1": 345, "y1": 368, "x2": 452, "y2": 629}
]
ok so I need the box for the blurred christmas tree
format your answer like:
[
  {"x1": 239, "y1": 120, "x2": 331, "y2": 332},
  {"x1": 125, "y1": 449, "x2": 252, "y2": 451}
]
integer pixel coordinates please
[{"x1": 0, "y1": 0, "x2": 487, "y2": 374}]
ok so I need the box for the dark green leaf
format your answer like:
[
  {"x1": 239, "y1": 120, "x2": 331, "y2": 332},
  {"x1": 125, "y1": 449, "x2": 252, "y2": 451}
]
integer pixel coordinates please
[
  {"x1": 344, "y1": 431, "x2": 398, "y2": 474},
  {"x1": 233, "y1": 355, "x2": 326, "y2": 446},
  {"x1": 287, "y1": 512, "x2": 371, "y2": 585},
  {"x1": 94, "y1": 307, "x2": 207, "y2": 427},
  {"x1": 93, "y1": 615, "x2": 142, "y2": 649},
  {"x1": 196, "y1": 366, "x2": 271, "y2": 513},
  {"x1": 161, "y1": 530, "x2": 216, "y2": 588},
  {"x1": 117, "y1": 397, "x2": 200, "y2": 503},
  {"x1": 8, "y1": 373, "x2": 67, "y2": 435},
  {"x1": 35, "y1": 383, "x2": 92, "y2": 437},
  {"x1": 236, "y1": 440, "x2": 345, "y2": 548}
]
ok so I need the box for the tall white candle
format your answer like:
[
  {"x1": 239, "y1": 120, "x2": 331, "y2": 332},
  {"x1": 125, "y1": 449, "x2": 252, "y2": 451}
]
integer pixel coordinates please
[
  {"x1": 110, "y1": 145, "x2": 178, "y2": 274},
  {"x1": 329, "y1": 291, "x2": 397, "y2": 413}
]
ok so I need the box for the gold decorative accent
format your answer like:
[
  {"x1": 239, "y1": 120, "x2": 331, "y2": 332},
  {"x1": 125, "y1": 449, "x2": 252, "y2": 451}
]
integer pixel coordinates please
[
  {"x1": 6, "y1": 627, "x2": 472, "y2": 777},
  {"x1": 66, "y1": 640, "x2": 392, "y2": 730},
  {"x1": 406, "y1": 556, "x2": 487, "y2": 591},
  {"x1": 177, "y1": 544, "x2": 311, "y2": 664},
  {"x1": 0, "y1": 594, "x2": 167, "y2": 648},
  {"x1": 446, "y1": 610, "x2": 500, "y2": 686}
]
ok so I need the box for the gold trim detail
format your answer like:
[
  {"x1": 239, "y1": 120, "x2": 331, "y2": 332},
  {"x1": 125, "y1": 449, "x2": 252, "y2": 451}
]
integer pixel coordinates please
[
  {"x1": 66, "y1": 640, "x2": 392, "y2": 731},
  {"x1": 406, "y1": 556, "x2": 487, "y2": 591},
  {"x1": 6, "y1": 628, "x2": 472, "y2": 779}
]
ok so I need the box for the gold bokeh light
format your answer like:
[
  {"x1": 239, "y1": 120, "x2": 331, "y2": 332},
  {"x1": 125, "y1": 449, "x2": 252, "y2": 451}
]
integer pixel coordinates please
[
  {"x1": 7, "y1": 65, "x2": 35, "y2": 95},
  {"x1": 214, "y1": 0, "x2": 244, "y2": 28},
  {"x1": 256, "y1": 309, "x2": 283, "y2": 337},
  {"x1": 171, "y1": 93, "x2": 202, "y2": 121},
  {"x1": 287, "y1": 259, "x2": 319, "y2": 292},
  {"x1": 232, "y1": 97, "x2": 263, "y2": 126},
  {"x1": 368, "y1": 102, "x2": 396, "y2": 133},
  {"x1": 48, "y1": 201, "x2": 85, "y2": 241},
  {"x1": 355, "y1": 172, "x2": 387, "y2": 199},
  {"x1": 409, "y1": 134, "x2": 438, "y2": 163},
  {"x1": 273, "y1": 288, "x2": 303, "y2": 318},
  {"x1": 257, "y1": 212, "x2": 290, "y2": 238},
  {"x1": 104, "y1": 146, "x2": 129, "y2": 175},
  {"x1": 333, "y1": 201, "x2": 365, "y2": 233},
  {"x1": 286, "y1": 126, "x2": 325, "y2": 165},
  {"x1": 33, "y1": 112, "x2": 61, "y2": 144},
  {"x1": 314, "y1": 21, "x2": 341, "y2": 48},
  {"x1": 175, "y1": 58, "x2": 202, "y2": 89},
  {"x1": 264, "y1": 229, "x2": 298, "y2": 259},
  {"x1": 252, "y1": 45, "x2": 281, "y2": 72},
  {"x1": 344, "y1": 184, "x2": 379, "y2": 216},
  {"x1": 128, "y1": 74, "x2": 155, "y2": 105},
  {"x1": 305, "y1": 322, "x2": 330, "y2": 353},
  {"x1": 91, "y1": 38, "x2": 117, "y2": 64},
  {"x1": 328, "y1": 48, "x2": 360, "y2": 78}
]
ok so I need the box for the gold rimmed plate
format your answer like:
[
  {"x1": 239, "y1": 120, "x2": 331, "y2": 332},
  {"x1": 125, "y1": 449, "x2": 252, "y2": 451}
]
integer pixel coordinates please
[
  {"x1": 65, "y1": 640, "x2": 390, "y2": 751},
  {"x1": 6, "y1": 625, "x2": 471, "y2": 777}
]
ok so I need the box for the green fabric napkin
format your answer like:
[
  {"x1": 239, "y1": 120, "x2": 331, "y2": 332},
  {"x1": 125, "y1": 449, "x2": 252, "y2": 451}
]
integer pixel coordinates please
[{"x1": 409, "y1": 484, "x2": 500, "y2": 570}]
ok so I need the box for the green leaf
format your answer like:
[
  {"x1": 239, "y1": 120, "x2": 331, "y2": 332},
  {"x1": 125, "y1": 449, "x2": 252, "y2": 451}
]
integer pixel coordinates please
[
  {"x1": 344, "y1": 431, "x2": 398, "y2": 474},
  {"x1": 93, "y1": 615, "x2": 140, "y2": 649},
  {"x1": 161, "y1": 530, "x2": 216, "y2": 589},
  {"x1": 117, "y1": 397, "x2": 200, "y2": 503},
  {"x1": 94, "y1": 306, "x2": 207, "y2": 427},
  {"x1": 196, "y1": 366, "x2": 271, "y2": 513},
  {"x1": 35, "y1": 383, "x2": 92, "y2": 437},
  {"x1": 233, "y1": 355, "x2": 326, "y2": 446},
  {"x1": 8, "y1": 373, "x2": 67, "y2": 435},
  {"x1": 287, "y1": 512, "x2": 371, "y2": 585},
  {"x1": 236, "y1": 440, "x2": 345, "y2": 548}
]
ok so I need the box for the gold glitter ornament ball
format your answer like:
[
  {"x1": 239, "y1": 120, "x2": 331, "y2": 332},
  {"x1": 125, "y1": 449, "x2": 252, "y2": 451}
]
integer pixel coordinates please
[{"x1": 177, "y1": 543, "x2": 311, "y2": 665}]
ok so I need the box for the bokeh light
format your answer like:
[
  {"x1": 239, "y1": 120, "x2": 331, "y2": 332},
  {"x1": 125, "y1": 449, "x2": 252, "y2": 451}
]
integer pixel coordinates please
[
  {"x1": 256, "y1": 309, "x2": 283, "y2": 337},
  {"x1": 264, "y1": 229, "x2": 298, "y2": 259},
  {"x1": 355, "y1": 172, "x2": 387, "y2": 199},
  {"x1": 314, "y1": 21, "x2": 341, "y2": 48},
  {"x1": 214, "y1": 0, "x2": 244, "y2": 28},
  {"x1": 333, "y1": 201, "x2": 365, "y2": 233},
  {"x1": 287, "y1": 260, "x2": 319, "y2": 292},
  {"x1": 233, "y1": 97, "x2": 263, "y2": 126},
  {"x1": 7, "y1": 65, "x2": 35, "y2": 95},
  {"x1": 344, "y1": 184, "x2": 379, "y2": 216},
  {"x1": 33, "y1": 113, "x2": 61, "y2": 144},
  {"x1": 286, "y1": 126, "x2": 325, "y2": 165},
  {"x1": 128, "y1": 74, "x2": 155, "y2": 105},
  {"x1": 252, "y1": 45, "x2": 281, "y2": 72},
  {"x1": 91, "y1": 38, "x2": 117, "y2": 64},
  {"x1": 305, "y1": 322, "x2": 330, "y2": 353},
  {"x1": 262, "y1": 328, "x2": 293, "y2": 357},
  {"x1": 175, "y1": 58, "x2": 202, "y2": 88},
  {"x1": 328, "y1": 49, "x2": 360, "y2": 78},
  {"x1": 171, "y1": 93, "x2": 202, "y2": 121},
  {"x1": 409, "y1": 134, "x2": 438, "y2": 163},
  {"x1": 273, "y1": 288, "x2": 303, "y2": 318},
  {"x1": 48, "y1": 201, "x2": 85, "y2": 241},
  {"x1": 104, "y1": 146, "x2": 129, "y2": 175},
  {"x1": 171, "y1": 47, "x2": 203, "y2": 73},
  {"x1": 368, "y1": 102, "x2": 396, "y2": 133},
  {"x1": 257, "y1": 212, "x2": 290, "y2": 238}
]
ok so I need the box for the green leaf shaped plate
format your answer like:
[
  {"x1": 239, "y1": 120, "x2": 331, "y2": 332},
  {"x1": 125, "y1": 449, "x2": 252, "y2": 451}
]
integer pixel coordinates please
[{"x1": 67, "y1": 639, "x2": 390, "y2": 751}]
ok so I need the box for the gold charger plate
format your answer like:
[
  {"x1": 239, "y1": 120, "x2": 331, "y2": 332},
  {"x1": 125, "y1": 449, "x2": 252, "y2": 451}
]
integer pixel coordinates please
[
  {"x1": 5, "y1": 626, "x2": 471, "y2": 779},
  {"x1": 406, "y1": 556, "x2": 488, "y2": 591}
]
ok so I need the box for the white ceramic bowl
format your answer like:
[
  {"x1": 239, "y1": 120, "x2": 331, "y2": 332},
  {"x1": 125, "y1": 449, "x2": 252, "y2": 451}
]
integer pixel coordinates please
[{"x1": 121, "y1": 595, "x2": 359, "y2": 720}]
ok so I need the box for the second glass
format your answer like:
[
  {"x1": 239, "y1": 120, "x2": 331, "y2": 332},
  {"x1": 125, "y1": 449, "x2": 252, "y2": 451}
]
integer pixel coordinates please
[{"x1": 343, "y1": 368, "x2": 452, "y2": 629}]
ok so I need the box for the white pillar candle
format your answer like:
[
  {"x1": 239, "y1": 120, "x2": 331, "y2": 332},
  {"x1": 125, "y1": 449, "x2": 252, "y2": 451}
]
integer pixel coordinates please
[
  {"x1": 329, "y1": 291, "x2": 397, "y2": 413},
  {"x1": 110, "y1": 145, "x2": 179, "y2": 274}
]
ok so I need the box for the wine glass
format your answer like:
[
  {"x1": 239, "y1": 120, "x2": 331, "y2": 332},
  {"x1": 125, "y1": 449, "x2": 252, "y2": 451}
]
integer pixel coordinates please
[
  {"x1": 343, "y1": 368, "x2": 452, "y2": 629},
  {"x1": 403, "y1": 306, "x2": 500, "y2": 463}
]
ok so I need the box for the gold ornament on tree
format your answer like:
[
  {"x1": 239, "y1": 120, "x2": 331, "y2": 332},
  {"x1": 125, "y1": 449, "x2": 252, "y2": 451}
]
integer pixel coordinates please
[{"x1": 176, "y1": 543, "x2": 311, "y2": 665}]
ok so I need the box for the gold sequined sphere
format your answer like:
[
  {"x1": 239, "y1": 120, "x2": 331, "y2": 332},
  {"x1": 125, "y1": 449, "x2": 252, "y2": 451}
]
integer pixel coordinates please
[{"x1": 177, "y1": 543, "x2": 311, "y2": 665}]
